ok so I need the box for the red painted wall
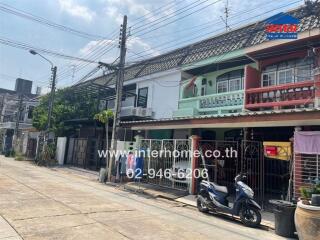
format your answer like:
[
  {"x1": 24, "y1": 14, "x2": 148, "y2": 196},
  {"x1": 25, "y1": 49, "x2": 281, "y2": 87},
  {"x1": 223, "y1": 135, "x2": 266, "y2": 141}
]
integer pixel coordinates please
[
  {"x1": 259, "y1": 50, "x2": 307, "y2": 70},
  {"x1": 245, "y1": 65, "x2": 260, "y2": 90}
]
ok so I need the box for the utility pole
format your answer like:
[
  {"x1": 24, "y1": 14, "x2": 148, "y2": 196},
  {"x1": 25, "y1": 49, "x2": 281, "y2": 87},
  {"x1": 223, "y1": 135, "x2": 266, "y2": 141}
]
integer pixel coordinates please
[
  {"x1": 14, "y1": 94, "x2": 23, "y2": 151},
  {"x1": 47, "y1": 66, "x2": 57, "y2": 137},
  {"x1": 29, "y1": 50, "x2": 57, "y2": 145},
  {"x1": 108, "y1": 15, "x2": 127, "y2": 182},
  {"x1": 220, "y1": 0, "x2": 230, "y2": 31}
]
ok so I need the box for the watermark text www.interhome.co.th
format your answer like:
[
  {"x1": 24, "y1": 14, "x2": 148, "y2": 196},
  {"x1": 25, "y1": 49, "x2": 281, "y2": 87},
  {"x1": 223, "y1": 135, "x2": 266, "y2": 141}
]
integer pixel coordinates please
[{"x1": 97, "y1": 148, "x2": 238, "y2": 159}]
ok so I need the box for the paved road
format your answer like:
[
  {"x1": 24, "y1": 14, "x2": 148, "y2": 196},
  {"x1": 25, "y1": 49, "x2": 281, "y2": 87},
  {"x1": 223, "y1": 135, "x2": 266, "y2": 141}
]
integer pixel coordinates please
[{"x1": 0, "y1": 156, "x2": 290, "y2": 240}]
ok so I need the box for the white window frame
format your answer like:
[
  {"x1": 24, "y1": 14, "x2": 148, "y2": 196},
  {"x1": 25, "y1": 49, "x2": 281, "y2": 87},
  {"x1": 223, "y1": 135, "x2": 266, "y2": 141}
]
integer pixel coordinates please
[
  {"x1": 295, "y1": 65, "x2": 312, "y2": 82},
  {"x1": 229, "y1": 78, "x2": 242, "y2": 92},
  {"x1": 261, "y1": 71, "x2": 276, "y2": 87},
  {"x1": 277, "y1": 68, "x2": 294, "y2": 85},
  {"x1": 217, "y1": 80, "x2": 228, "y2": 93}
]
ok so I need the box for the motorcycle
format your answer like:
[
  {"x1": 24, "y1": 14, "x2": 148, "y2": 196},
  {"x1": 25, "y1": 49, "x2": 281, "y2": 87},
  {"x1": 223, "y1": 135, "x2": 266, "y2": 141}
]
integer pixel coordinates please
[{"x1": 197, "y1": 173, "x2": 262, "y2": 227}]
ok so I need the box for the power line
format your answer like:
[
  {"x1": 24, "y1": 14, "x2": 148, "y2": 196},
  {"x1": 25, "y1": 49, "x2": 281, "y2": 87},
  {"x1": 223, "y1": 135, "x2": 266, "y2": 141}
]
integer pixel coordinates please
[
  {"x1": 130, "y1": 0, "x2": 209, "y2": 32},
  {"x1": 135, "y1": 0, "x2": 279, "y2": 41},
  {"x1": 0, "y1": 2, "x2": 110, "y2": 40},
  {"x1": 55, "y1": 42, "x2": 118, "y2": 85},
  {"x1": 131, "y1": 0, "x2": 223, "y2": 37},
  {"x1": 39, "y1": 32, "x2": 120, "y2": 85},
  {"x1": 129, "y1": 0, "x2": 186, "y2": 27},
  {"x1": 126, "y1": 0, "x2": 302, "y2": 62},
  {"x1": 0, "y1": 37, "x2": 99, "y2": 63}
]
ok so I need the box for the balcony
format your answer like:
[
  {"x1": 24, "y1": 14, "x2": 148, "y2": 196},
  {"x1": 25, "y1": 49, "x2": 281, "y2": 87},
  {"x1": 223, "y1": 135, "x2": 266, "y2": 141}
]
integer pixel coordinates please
[
  {"x1": 245, "y1": 80, "x2": 315, "y2": 110},
  {"x1": 173, "y1": 90, "x2": 244, "y2": 117},
  {"x1": 107, "y1": 96, "x2": 153, "y2": 118}
]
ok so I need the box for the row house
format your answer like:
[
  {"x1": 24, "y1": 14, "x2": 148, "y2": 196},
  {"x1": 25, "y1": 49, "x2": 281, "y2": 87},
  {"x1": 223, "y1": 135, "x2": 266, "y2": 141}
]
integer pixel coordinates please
[
  {"x1": 121, "y1": 3, "x2": 320, "y2": 203},
  {"x1": 173, "y1": 35, "x2": 320, "y2": 118},
  {"x1": 59, "y1": 3, "x2": 320, "y2": 204}
]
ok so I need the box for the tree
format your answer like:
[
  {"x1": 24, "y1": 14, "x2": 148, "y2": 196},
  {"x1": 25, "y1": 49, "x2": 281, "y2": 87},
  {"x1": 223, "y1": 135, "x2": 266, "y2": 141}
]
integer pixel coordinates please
[
  {"x1": 94, "y1": 110, "x2": 114, "y2": 173},
  {"x1": 32, "y1": 88, "x2": 99, "y2": 136}
]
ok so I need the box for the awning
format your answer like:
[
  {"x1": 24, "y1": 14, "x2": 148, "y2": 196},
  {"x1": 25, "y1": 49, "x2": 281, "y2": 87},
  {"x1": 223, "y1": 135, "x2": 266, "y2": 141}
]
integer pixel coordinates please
[
  {"x1": 294, "y1": 131, "x2": 320, "y2": 154},
  {"x1": 121, "y1": 108, "x2": 320, "y2": 130}
]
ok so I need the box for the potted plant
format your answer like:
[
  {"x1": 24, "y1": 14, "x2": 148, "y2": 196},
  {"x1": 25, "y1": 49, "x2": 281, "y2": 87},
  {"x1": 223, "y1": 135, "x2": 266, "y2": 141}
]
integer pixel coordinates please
[{"x1": 295, "y1": 179, "x2": 320, "y2": 240}]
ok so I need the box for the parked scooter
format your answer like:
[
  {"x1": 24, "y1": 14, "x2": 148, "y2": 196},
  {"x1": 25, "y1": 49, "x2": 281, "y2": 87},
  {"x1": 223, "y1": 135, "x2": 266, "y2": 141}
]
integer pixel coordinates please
[{"x1": 197, "y1": 173, "x2": 262, "y2": 227}]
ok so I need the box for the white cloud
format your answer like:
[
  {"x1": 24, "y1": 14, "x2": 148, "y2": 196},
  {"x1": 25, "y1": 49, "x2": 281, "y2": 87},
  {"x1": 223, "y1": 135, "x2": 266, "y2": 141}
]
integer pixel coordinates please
[
  {"x1": 105, "y1": 6, "x2": 123, "y2": 24},
  {"x1": 104, "y1": 0, "x2": 159, "y2": 23},
  {"x1": 79, "y1": 39, "x2": 119, "y2": 63},
  {"x1": 107, "y1": 0, "x2": 150, "y2": 16},
  {"x1": 58, "y1": 0, "x2": 96, "y2": 22},
  {"x1": 127, "y1": 36, "x2": 161, "y2": 58}
]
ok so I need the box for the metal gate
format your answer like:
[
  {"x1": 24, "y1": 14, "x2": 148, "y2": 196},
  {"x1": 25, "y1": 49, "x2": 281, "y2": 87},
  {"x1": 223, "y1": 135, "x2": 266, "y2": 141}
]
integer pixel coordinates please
[
  {"x1": 241, "y1": 140, "x2": 264, "y2": 207},
  {"x1": 199, "y1": 140, "x2": 239, "y2": 191},
  {"x1": 140, "y1": 139, "x2": 191, "y2": 191},
  {"x1": 293, "y1": 153, "x2": 320, "y2": 199},
  {"x1": 73, "y1": 138, "x2": 87, "y2": 167},
  {"x1": 26, "y1": 138, "x2": 37, "y2": 158},
  {"x1": 66, "y1": 138, "x2": 102, "y2": 170},
  {"x1": 197, "y1": 140, "x2": 264, "y2": 205}
]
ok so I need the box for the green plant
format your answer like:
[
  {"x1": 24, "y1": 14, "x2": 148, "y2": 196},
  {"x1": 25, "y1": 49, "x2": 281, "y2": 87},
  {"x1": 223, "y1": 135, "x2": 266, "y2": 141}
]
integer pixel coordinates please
[
  {"x1": 10, "y1": 149, "x2": 16, "y2": 157},
  {"x1": 15, "y1": 152, "x2": 25, "y2": 161},
  {"x1": 300, "y1": 182, "x2": 320, "y2": 199},
  {"x1": 94, "y1": 109, "x2": 114, "y2": 180},
  {"x1": 32, "y1": 88, "x2": 100, "y2": 136},
  {"x1": 38, "y1": 143, "x2": 57, "y2": 166}
]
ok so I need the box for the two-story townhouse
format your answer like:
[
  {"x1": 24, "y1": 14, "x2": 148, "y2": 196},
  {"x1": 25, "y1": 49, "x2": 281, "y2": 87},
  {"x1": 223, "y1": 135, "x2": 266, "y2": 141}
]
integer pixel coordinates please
[
  {"x1": 121, "y1": 3, "x2": 320, "y2": 202},
  {"x1": 0, "y1": 79, "x2": 39, "y2": 155},
  {"x1": 62, "y1": 64, "x2": 182, "y2": 169}
]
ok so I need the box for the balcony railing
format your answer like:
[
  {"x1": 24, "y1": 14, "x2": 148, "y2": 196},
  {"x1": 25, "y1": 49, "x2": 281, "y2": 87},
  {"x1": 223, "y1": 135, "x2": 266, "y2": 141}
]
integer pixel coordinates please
[
  {"x1": 245, "y1": 80, "x2": 315, "y2": 109},
  {"x1": 174, "y1": 90, "x2": 244, "y2": 117}
]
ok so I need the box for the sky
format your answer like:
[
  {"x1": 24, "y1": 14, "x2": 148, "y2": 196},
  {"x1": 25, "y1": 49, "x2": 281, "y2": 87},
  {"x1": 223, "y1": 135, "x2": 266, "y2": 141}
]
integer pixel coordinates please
[{"x1": 0, "y1": 0, "x2": 304, "y2": 94}]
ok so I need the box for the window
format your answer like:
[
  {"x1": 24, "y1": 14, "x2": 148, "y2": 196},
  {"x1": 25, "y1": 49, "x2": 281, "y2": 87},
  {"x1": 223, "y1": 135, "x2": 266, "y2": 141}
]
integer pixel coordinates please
[
  {"x1": 217, "y1": 80, "x2": 228, "y2": 93},
  {"x1": 278, "y1": 69, "x2": 293, "y2": 84},
  {"x1": 107, "y1": 99, "x2": 115, "y2": 109},
  {"x1": 261, "y1": 58, "x2": 313, "y2": 85},
  {"x1": 27, "y1": 106, "x2": 34, "y2": 119},
  {"x1": 137, "y1": 87, "x2": 148, "y2": 108},
  {"x1": 262, "y1": 72, "x2": 276, "y2": 87},
  {"x1": 216, "y1": 69, "x2": 244, "y2": 93},
  {"x1": 201, "y1": 78, "x2": 207, "y2": 96},
  {"x1": 229, "y1": 78, "x2": 241, "y2": 92},
  {"x1": 296, "y1": 65, "x2": 312, "y2": 82}
]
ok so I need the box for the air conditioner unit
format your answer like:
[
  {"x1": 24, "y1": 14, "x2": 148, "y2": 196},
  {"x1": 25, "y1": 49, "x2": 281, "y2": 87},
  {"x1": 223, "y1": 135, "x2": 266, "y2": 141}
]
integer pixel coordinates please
[
  {"x1": 134, "y1": 107, "x2": 152, "y2": 117},
  {"x1": 120, "y1": 107, "x2": 153, "y2": 118},
  {"x1": 120, "y1": 108, "x2": 135, "y2": 117}
]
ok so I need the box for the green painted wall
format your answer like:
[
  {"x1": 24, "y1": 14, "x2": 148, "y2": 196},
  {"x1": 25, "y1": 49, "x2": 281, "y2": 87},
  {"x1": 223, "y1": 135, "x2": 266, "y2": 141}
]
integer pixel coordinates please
[
  {"x1": 148, "y1": 129, "x2": 172, "y2": 139},
  {"x1": 180, "y1": 63, "x2": 257, "y2": 98},
  {"x1": 183, "y1": 49, "x2": 245, "y2": 71}
]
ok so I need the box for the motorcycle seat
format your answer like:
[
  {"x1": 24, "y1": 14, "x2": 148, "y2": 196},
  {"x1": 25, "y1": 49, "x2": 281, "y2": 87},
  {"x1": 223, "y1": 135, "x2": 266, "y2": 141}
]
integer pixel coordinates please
[{"x1": 209, "y1": 181, "x2": 228, "y2": 194}]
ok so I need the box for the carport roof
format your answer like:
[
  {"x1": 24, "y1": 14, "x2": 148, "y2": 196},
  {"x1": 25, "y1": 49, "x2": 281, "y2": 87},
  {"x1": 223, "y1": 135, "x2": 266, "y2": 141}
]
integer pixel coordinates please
[{"x1": 121, "y1": 108, "x2": 320, "y2": 130}]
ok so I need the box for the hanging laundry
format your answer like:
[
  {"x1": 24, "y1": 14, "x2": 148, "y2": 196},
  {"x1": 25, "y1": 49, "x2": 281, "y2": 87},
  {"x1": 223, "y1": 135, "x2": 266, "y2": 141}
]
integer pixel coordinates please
[
  {"x1": 135, "y1": 156, "x2": 144, "y2": 179},
  {"x1": 126, "y1": 152, "x2": 136, "y2": 178},
  {"x1": 120, "y1": 154, "x2": 127, "y2": 175}
]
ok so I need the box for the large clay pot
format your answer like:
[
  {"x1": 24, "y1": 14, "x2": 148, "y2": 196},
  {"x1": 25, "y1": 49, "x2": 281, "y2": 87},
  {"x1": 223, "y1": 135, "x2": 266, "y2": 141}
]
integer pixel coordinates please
[{"x1": 295, "y1": 201, "x2": 320, "y2": 240}]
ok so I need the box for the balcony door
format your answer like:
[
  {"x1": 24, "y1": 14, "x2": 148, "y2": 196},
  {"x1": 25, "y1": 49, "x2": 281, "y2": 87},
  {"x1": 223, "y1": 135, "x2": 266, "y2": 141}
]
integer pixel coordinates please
[{"x1": 137, "y1": 87, "x2": 148, "y2": 108}]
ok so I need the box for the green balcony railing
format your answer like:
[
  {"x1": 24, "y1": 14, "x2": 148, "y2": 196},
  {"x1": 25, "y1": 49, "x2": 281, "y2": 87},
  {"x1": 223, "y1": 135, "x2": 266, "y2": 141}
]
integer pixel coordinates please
[{"x1": 173, "y1": 90, "x2": 245, "y2": 117}]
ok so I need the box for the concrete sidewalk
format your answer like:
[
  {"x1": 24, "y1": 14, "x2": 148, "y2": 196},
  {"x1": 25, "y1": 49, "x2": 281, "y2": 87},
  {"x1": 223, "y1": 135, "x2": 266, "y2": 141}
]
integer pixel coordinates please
[
  {"x1": 59, "y1": 166, "x2": 276, "y2": 230},
  {"x1": 0, "y1": 216, "x2": 23, "y2": 240},
  {"x1": 55, "y1": 166, "x2": 276, "y2": 229},
  {"x1": 0, "y1": 157, "x2": 291, "y2": 240}
]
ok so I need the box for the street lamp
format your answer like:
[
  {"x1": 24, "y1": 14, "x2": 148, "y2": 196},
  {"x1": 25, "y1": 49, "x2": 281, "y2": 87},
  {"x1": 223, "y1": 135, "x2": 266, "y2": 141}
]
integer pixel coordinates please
[{"x1": 29, "y1": 49, "x2": 57, "y2": 141}]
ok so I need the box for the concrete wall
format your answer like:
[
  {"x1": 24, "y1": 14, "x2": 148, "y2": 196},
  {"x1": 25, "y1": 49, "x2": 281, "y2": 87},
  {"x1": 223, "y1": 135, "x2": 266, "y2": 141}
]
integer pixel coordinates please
[
  {"x1": 135, "y1": 70, "x2": 181, "y2": 119},
  {"x1": 56, "y1": 137, "x2": 67, "y2": 165},
  {"x1": 180, "y1": 63, "x2": 257, "y2": 98}
]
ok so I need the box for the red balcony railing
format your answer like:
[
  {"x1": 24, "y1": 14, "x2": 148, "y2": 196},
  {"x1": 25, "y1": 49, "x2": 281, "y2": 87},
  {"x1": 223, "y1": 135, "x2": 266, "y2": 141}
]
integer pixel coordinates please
[{"x1": 245, "y1": 80, "x2": 315, "y2": 109}]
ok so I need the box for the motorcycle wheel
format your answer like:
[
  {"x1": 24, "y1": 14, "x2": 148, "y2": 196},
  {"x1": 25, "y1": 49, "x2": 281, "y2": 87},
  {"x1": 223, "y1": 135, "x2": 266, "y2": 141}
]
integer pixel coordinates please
[
  {"x1": 197, "y1": 197, "x2": 209, "y2": 213},
  {"x1": 239, "y1": 206, "x2": 261, "y2": 228}
]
